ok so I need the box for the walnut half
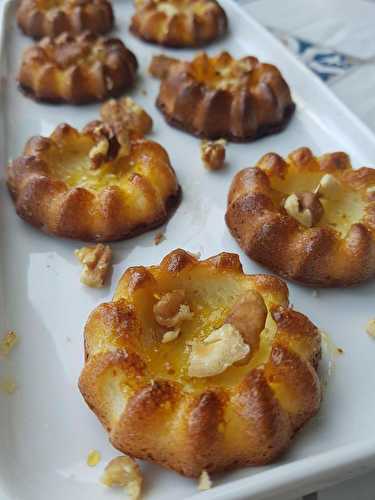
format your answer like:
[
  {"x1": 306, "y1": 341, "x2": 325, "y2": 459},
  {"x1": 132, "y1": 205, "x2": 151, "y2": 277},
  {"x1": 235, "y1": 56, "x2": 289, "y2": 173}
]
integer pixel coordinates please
[
  {"x1": 149, "y1": 54, "x2": 179, "y2": 79},
  {"x1": 153, "y1": 289, "x2": 193, "y2": 328},
  {"x1": 284, "y1": 192, "x2": 324, "y2": 227},
  {"x1": 201, "y1": 139, "x2": 226, "y2": 171},
  {"x1": 75, "y1": 244, "x2": 112, "y2": 288}
]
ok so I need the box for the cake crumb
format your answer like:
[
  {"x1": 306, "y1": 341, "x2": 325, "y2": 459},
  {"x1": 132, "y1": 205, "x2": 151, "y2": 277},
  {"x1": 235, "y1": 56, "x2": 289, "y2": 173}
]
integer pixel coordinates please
[
  {"x1": 154, "y1": 231, "x2": 165, "y2": 245},
  {"x1": 0, "y1": 377, "x2": 17, "y2": 394},
  {"x1": 198, "y1": 470, "x2": 212, "y2": 491},
  {"x1": 366, "y1": 319, "x2": 375, "y2": 338},
  {"x1": 101, "y1": 456, "x2": 142, "y2": 500},
  {"x1": 87, "y1": 449, "x2": 101, "y2": 467},
  {"x1": 0, "y1": 330, "x2": 18, "y2": 358},
  {"x1": 337, "y1": 347, "x2": 344, "y2": 354}
]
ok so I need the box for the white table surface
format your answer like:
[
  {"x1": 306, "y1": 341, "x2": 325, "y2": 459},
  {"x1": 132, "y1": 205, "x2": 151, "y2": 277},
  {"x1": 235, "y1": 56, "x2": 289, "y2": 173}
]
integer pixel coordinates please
[
  {"x1": 239, "y1": 2, "x2": 375, "y2": 499},
  {"x1": 1, "y1": 0, "x2": 374, "y2": 499}
]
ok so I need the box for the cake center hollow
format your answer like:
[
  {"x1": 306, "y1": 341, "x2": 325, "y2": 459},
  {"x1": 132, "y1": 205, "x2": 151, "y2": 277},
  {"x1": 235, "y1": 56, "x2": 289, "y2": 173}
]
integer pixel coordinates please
[
  {"x1": 190, "y1": 53, "x2": 257, "y2": 93},
  {"x1": 155, "y1": 0, "x2": 212, "y2": 16},
  {"x1": 46, "y1": 137, "x2": 139, "y2": 191},
  {"x1": 115, "y1": 272, "x2": 278, "y2": 393}
]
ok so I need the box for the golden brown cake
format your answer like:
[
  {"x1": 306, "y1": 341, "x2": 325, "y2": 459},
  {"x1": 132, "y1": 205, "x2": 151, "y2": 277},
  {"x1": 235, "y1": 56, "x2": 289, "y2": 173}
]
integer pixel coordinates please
[
  {"x1": 226, "y1": 147, "x2": 375, "y2": 286},
  {"x1": 18, "y1": 32, "x2": 138, "y2": 104},
  {"x1": 79, "y1": 249, "x2": 321, "y2": 477},
  {"x1": 130, "y1": 0, "x2": 227, "y2": 48},
  {"x1": 7, "y1": 122, "x2": 180, "y2": 242},
  {"x1": 153, "y1": 52, "x2": 295, "y2": 141},
  {"x1": 16, "y1": 0, "x2": 114, "y2": 39},
  {"x1": 100, "y1": 97, "x2": 153, "y2": 136}
]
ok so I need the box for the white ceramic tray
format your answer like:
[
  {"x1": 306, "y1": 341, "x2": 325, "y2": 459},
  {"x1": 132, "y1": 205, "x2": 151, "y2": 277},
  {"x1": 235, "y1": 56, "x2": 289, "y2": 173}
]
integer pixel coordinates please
[{"x1": 1, "y1": 1, "x2": 375, "y2": 499}]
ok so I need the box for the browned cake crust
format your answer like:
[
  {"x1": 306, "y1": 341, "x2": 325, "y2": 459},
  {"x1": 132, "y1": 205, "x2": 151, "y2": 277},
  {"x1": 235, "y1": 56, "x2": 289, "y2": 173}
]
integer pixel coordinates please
[
  {"x1": 79, "y1": 249, "x2": 321, "y2": 477},
  {"x1": 226, "y1": 147, "x2": 375, "y2": 287},
  {"x1": 130, "y1": 0, "x2": 227, "y2": 48},
  {"x1": 18, "y1": 32, "x2": 138, "y2": 105},
  {"x1": 153, "y1": 52, "x2": 295, "y2": 141},
  {"x1": 7, "y1": 123, "x2": 180, "y2": 242},
  {"x1": 16, "y1": 0, "x2": 114, "y2": 39}
]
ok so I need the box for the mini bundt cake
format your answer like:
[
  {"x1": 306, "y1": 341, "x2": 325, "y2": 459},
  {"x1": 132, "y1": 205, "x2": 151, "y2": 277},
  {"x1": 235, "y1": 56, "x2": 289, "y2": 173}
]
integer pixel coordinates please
[
  {"x1": 79, "y1": 249, "x2": 321, "y2": 477},
  {"x1": 130, "y1": 0, "x2": 227, "y2": 48},
  {"x1": 18, "y1": 32, "x2": 138, "y2": 104},
  {"x1": 153, "y1": 51, "x2": 295, "y2": 141},
  {"x1": 7, "y1": 122, "x2": 180, "y2": 242},
  {"x1": 16, "y1": 0, "x2": 114, "y2": 39},
  {"x1": 226, "y1": 147, "x2": 375, "y2": 287}
]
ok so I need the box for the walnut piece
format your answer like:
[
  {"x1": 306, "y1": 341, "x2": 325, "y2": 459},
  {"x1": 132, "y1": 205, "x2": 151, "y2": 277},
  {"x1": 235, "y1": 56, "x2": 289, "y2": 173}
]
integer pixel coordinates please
[
  {"x1": 153, "y1": 289, "x2": 193, "y2": 328},
  {"x1": 101, "y1": 97, "x2": 153, "y2": 137},
  {"x1": 188, "y1": 324, "x2": 250, "y2": 378},
  {"x1": 101, "y1": 456, "x2": 142, "y2": 500},
  {"x1": 149, "y1": 54, "x2": 179, "y2": 79},
  {"x1": 284, "y1": 192, "x2": 323, "y2": 227},
  {"x1": 75, "y1": 244, "x2": 112, "y2": 288},
  {"x1": 201, "y1": 139, "x2": 226, "y2": 171},
  {"x1": 161, "y1": 328, "x2": 180, "y2": 343},
  {"x1": 198, "y1": 470, "x2": 212, "y2": 491},
  {"x1": 0, "y1": 330, "x2": 18, "y2": 358},
  {"x1": 316, "y1": 173, "x2": 342, "y2": 200},
  {"x1": 366, "y1": 319, "x2": 375, "y2": 338},
  {"x1": 225, "y1": 290, "x2": 267, "y2": 351},
  {"x1": 89, "y1": 138, "x2": 110, "y2": 169}
]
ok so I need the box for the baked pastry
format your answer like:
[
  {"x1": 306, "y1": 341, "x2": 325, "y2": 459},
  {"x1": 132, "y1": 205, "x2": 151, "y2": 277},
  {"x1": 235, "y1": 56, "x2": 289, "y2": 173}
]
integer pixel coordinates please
[
  {"x1": 226, "y1": 147, "x2": 375, "y2": 286},
  {"x1": 100, "y1": 97, "x2": 153, "y2": 136},
  {"x1": 79, "y1": 249, "x2": 321, "y2": 477},
  {"x1": 130, "y1": 0, "x2": 227, "y2": 48},
  {"x1": 153, "y1": 51, "x2": 295, "y2": 141},
  {"x1": 18, "y1": 32, "x2": 138, "y2": 104},
  {"x1": 7, "y1": 122, "x2": 180, "y2": 242},
  {"x1": 16, "y1": 0, "x2": 114, "y2": 39}
]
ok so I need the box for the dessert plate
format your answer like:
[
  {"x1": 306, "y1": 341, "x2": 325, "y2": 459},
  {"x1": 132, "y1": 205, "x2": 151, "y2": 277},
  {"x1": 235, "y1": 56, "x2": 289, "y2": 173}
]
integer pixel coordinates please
[{"x1": 0, "y1": 1, "x2": 374, "y2": 499}]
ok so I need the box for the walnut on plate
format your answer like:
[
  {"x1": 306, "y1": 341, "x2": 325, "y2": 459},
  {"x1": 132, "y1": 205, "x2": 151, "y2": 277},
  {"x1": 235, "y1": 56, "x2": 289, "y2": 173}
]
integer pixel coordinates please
[
  {"x1": 201, "y1": 139, "x2": 226, "y2": 171},
  {"x1": 75, "y1": 243, "x2": 112, "y2": 288}
]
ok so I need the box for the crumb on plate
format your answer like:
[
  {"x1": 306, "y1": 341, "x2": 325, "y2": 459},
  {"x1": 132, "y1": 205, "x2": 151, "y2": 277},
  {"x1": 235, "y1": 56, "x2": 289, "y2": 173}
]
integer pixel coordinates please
[
  {"x1": 366, "y1": 319, "x2": 375, "y2": 338},
  {"x1": 154, "y1": 231, "x2": 165, "y2": 245},
  {"x1": 101, "y1": 456, "x2": 142, "y2": 500},
  {"x1": 198, "y1": 470, "x2": 212, "y2": 491},
  {"x1": 0, "y1": 376, "x2": 17, "y2": 394},
  {"x1": 87, "y1": 449, "x2": 101, "y2": 467},
  {"x1": 0, "y1": 330, "x2": 18, "y2": 358}
]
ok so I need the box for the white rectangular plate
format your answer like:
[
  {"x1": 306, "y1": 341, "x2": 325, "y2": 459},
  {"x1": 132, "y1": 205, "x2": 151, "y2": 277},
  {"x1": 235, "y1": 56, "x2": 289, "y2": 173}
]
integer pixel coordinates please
[{"x1": 1, "y1": 1, "x2": 375, "y2": 499}]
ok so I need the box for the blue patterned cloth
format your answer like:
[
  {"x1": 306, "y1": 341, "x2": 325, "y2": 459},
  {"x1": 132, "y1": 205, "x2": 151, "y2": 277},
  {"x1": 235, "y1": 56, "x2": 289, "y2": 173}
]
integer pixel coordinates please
[
  {"x1": 237, "y1": 0, "x2": 365, "y2": 84},
  {"x1": 268, "y1": 28, "x2": 358, "y2": 83}
]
